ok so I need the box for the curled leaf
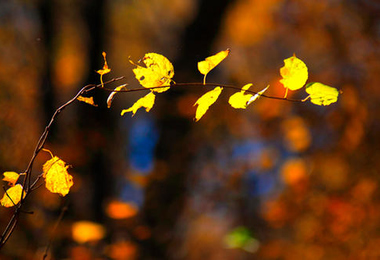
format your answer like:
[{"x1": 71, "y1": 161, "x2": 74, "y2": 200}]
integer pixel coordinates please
[
  {"x1": 2, "y1": 171, "x2": 20, "y2": 186},
  {"x1": 194, "y1": 87, "x2": 223, "y2": 121},
  {"x1": 107, "y1": 84, "x2": 128, "y2": 108},
  {"x1": 1, "y1": 184, "x2": 25, "y2": 207},
  {"x1": 96, "y1": 51, "x2": 111, "y2": 76},
  {"x1": 198, "y1": 49, "x2": 230, "y2": 84},
  {"x1": 247, "y1": 85, "x2": 269, "y2": 105},
  {"x1": 305, "y1": 82, "x2": 339, "y2": 106},
  {"x1": 43, "y1": 156, "x2": 73, "y2": 196},
  {"x1": 121, "y1": 92, "x2": 156, "y2": 116},
  {"x1": 77, "y1": 96, "x2": 98, "y2": 107},
  {"x1": 131, "y1": 53, "x2": 174, "y2": 93},
  {"x1": 280, "y1": 55, "x2": 308, "y2": 96}
]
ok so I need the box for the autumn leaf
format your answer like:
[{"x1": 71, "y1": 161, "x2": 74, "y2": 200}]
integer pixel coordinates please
[
  {"x1": 2, "y1": 171, "x2": 20, "y2": 186},
  {"x1": 305, "y1": 82, "x2": 339, "y2": 106},
  {"x1": 107, "y1": 84, "x2": 127, "y2": 108},
  {"x1": 130, "y1": 53, "x2": 174, "y2": 93},
  {"x1": 280, "y1": 55, "x2": 308, "y2": 97},
  {"x1": 194, "y1": 87, "x2": 223, "y2": 121},
  {"x1": 198, "y1": 49, "x2": 230, "y2": 84},
  {"x1": 121, "y1": 92, "x2": 156, "y2": 116},
  {"x1": 43, "y1": 156, "x2": 73, "y2": 196},
  {"x1": 1, "y1": 184, "x2": 25, "y2": 207},
  {"x1": 247, "y1": 85, "x2": 269, "y2": 105},
  {"x1": 77, "y1": 96, "x2": 98, "y2": 107},
  {"x1": 96, "y1": 51, "x2": 111, "y2": 76},
  {"x1": 97, "y1": 51, "x2": 111, "y2": 88}
]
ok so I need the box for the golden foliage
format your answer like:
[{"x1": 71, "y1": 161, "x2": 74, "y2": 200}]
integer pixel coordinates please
[
  {"x1": 2, "y1": 171, "x2": 20, "y2": 186},
  {"x1": 107, "y1": 84, "x2": 127, "y2": 108},
  {"x1": 193, "y1": 87, "x2": 223, "y2": 121},
  {"x1": 121, "y1": 92, "x2": 156, "y2": 116},
  {"x1": 1, "y1": 184, "x2": 24, "y2": 207},
  {"x1": 280, "y1": 55, "x2": 308, "y2": 95},
  {"x1": 77, "y1": 96, "x2": 98, "y2": 107},
  {"x1": 43, "y1": 156, "x2": 73, "y2": 196},
  {"x1": 131, "y1": 53, "x2": 174, "y2": 93},
  {"x1": 305, "y1": 82, "x2": 339, "y2": 106},
  {"x1": 198, "y1": 49, "x2": 230, "y2": 84}
]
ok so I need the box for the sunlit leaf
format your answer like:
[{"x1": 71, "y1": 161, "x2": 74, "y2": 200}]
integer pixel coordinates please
[
  {"x1": 96, "y1": 51, "x2": 111, "y2": 76},
  {"x1": 131, "y1": 53, "x2": 174, "y2": 93},
  {"x1": 1, "y1": 184, "x2": 25, "y2": 207},
  {"x1": 121, "y1": 92, "x2": 156, "y2": 116},
  {"x1": 107, "y1": 84, "x2": 127, "y2": 108},
  {"x1": 280, "y1": 55, "x2": 308, "y2": 96},
  {"x1": 106, "y1": 200, "x2": 138, "y2": 219},
  {"x1": 77, "y1": 96, "x2": 98, "y2": 107},
  {"x1": 72, "y1": 221, "x2": 105, "y2": 243},
  {"x1": 247, "y1": 85, "x2": 269, "y2": 105},
  {"x1": 43, "y1": 156, "x2": 73, "y2": 196},
  {"x1": 193, "y1": 87, "x2": 223, "y2": 121},
  {"x1": 305, "y1": 82, "x2": 339, "y2": 106},
  {"x1": 2, "y1": 171, "x2": 20, "y2": 186},
  {"x1": 224, "y1": 226, "x2": 260, "y2": 253},
  {"x1": 198, "y1": 49, "x2": 230, "y2": 84},
  {"x1": 228, "y1": 84, "x2": 253, "y2": 109}
]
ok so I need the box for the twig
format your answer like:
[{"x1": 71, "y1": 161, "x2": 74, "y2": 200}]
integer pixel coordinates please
[{"x1": 42, "y1": 205, "x2": 68, "y2": 260}]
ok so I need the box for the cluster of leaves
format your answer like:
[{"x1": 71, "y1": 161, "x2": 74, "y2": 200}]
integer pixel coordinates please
[
  {"x1": 1, "y1": 49, "x2": 339, "y2": 208},
  {"x1": 0, "y1": 49, "x2": 339, "y2": 251}
]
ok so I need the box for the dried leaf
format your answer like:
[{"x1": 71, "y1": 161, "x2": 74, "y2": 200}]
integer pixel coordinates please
[
  {"x1": 96, "y1": 51, "x2": 111, "y2": 76},
  {"x1": 247, "y1": 85, "x2": 269, "y2": 105},
  {"x1": 131, "y1": 53, "x2": 174, "y2": 93},
  {"x1": 198, "y1": 49, "x2": 230, "y2": 84},
  {"x1": 305, "y1": 82, "x2": 339, "y2": 106},
  {"x1": 2, "y1": 171, "x2": 20, "y2": 186},
  {"x1": 194, "y1": 87, "x2": 223, "y2": 121},
  {"x1": 77, "y1": 96, "x2": 98, "y2": 107},
  {"x1": 1, "y1": 184, "x2": 25, "y2": 207},
  {"x1": 107, "y1": 84, "x2": 127, "y2": 108},
  {"x1": 121, "y1": 92, "x2": 156, "y2": 116},
  {"x1": 280, "y1": 55, "x2": 308, "y2": 95},
  {"x1": 43, "y1": 156, "x2": 73, "y2": 196}
]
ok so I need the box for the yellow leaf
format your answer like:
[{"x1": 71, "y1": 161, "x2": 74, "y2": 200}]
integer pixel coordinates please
[
  {"x1": 198, "y1": 49, "x2": 230, "y2": 84},
  {"x1": 43, "y1": 156, "x2": 73, "y2": 196},
  {"x1": 228, "y1": 84, "x2": 253, "y2": 109},
  {"x1": 96, "y1": 51, "x2": 111, "y2": 76},
  {"x1": 121, "y1": 92, "x2": 156, "y2": 116},
  {"x1": 305, "y1": 82, "x2": 339, "y2": 106},
  {"x1": 131, "y1": 53, "x2": 174, "y2": 93},
  {"x1": 77, "y1": 96, "x2": 98, "y2": 107},
  {"x1": 2, "y1": 171, "x2": 20, "y2": 186},
  {"x1": 280, "y1": 55, "x2": 308, "y2": 95},
  {"x1": 193, "y1": 87, "x2": 223, "y2": 121},
  {"x1": 107, "y1": 84, "x2": 127, "y2": 108},
  {"x1": 72, "y1": 221, "x2": 105, "y2": 243},
  {"x1": 1, "y1": 184, "x2": 25, "y2": 207}
]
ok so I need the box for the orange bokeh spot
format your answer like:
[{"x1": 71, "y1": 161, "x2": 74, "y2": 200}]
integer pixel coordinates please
[{"x1": 106, "y1": 200, "x2": 138, "y2": 219}]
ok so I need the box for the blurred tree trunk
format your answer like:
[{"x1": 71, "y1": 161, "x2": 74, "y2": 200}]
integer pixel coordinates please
[{"x1": 140, "y1": 0, "x2": 234, "y2": 258}]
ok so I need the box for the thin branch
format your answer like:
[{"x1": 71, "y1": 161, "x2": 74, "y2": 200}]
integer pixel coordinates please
[
  {"x1": 99, "y1": 82, "x2": 305, "y2": 103},
  {"x1": 42, "y1": 205, "x2": 68, "y2": 260}
]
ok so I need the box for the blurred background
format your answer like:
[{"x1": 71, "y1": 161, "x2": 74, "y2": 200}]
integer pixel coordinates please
[{"x1": 1, "y1": 0, "x2": 380, "y2": 259}]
